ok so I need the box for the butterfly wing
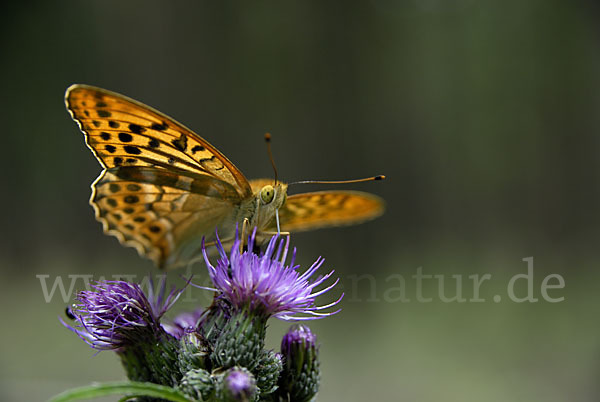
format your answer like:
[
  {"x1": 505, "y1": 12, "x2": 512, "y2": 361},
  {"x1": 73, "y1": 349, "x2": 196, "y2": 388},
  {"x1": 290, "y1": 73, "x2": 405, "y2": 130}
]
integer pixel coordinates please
[
  {"x1": 92, "y1": 167, "x2": 243, "y2": 267},
  {"x1": 65, "y1": 84, "x2": 252, "y2": 198},
  {"x1": 66, "y1": 85, "x2": 253, "y2": 267},
  {"x1": 277, "y1": 190, "x2": 385, "y2": 232}
]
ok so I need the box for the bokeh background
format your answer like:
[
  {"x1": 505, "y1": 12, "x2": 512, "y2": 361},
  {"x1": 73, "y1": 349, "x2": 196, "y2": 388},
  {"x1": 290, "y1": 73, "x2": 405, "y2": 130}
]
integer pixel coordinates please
[{"x1": 2, "y1": 1, "x2": 600, "y2": 401}]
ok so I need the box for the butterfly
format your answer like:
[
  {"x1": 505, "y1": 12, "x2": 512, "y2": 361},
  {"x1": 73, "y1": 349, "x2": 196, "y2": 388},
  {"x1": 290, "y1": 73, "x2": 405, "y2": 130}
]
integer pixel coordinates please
[{"x1": 65, "y1": 84, "x2": 385, "y2": 268}]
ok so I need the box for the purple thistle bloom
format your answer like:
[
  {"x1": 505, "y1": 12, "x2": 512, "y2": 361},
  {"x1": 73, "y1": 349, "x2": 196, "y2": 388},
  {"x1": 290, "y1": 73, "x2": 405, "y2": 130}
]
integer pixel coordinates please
[
  {"x1": 202, "y1": 228, "x2": 343, "y2": 321},
  {"x1": 62, "y1": 280, "x2": 183, "y2": 350}
]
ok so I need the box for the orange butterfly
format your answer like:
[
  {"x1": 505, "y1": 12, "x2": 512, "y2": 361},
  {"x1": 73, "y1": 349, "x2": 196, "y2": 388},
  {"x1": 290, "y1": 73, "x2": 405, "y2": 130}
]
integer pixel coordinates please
[{"x1": 65, "y1": 85, "x2": 385, "y2": 268}]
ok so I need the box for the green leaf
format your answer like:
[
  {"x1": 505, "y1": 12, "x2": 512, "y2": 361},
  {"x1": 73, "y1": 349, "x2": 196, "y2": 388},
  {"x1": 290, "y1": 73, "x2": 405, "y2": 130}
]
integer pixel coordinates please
[{"x1": 49, "y1": 381, "x2": 193, "y2": 402}]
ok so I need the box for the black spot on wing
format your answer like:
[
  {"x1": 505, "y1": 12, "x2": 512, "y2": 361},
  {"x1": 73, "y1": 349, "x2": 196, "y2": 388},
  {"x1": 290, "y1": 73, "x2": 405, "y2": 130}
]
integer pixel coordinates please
[
  {"x1": 148, "y1": 138, "x2": 160, "y2": 148},
  {"x1": 171, "y1": 133, "x2": 187, "y2": 152},
  {"x1": 97, "y1": 110, "x2": 111, "y2": 118},
  {"x1": 109, "y1": 121, "x2": 120, "y2": 128},
  {"x1": 100, "y1": 132, "x2": 111, "y2": 141},
  {"x1": 105, "y1": 145, "x2": 116, "y2": 153},
  {"x1": 119, "y1": 133, "x2": 133, "y2": 142},
  {"x1": 191, "y1": 145, "x2": 205, "y2": 154},
  {"x1": 119, "y1": 132, "x2": 133, "y2": 142},
  {"x1": 128, "y1": 123, "x2": 146, "y2": 134},
  {"x1": 151, "y1": 122, "x2": 168, "y2": 131},
  {"x1": 124, "y1": 195, "x2": 139, "y2": 204},
  {"x1": 124, "y1": 145, "x2": 141, "y2": 155}
]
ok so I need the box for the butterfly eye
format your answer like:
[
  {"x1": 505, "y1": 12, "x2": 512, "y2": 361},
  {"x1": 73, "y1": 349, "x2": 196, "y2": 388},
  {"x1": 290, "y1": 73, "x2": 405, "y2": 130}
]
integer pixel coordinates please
[{"x1": 260, "y1": 185, "x2": 275, "y2": 204}]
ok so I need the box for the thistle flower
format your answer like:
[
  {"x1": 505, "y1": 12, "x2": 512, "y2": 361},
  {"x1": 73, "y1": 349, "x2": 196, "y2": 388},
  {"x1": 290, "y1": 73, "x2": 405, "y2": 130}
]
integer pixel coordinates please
[
  {"x1": 56, "y1": 230, "x2": 340, "y2": 400},
  {"x1": 62, "y1": 280, "x2": 183, "y2": 350},
  {"x1": 202, "y1": 228, "x2": 343, "y2": 321}
]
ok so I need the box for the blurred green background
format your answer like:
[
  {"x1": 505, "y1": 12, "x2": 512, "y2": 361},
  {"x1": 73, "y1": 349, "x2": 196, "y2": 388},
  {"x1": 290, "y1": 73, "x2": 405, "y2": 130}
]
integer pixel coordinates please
[{"x1": 2, "y1": 1, "x2": 600, "y2": 401}]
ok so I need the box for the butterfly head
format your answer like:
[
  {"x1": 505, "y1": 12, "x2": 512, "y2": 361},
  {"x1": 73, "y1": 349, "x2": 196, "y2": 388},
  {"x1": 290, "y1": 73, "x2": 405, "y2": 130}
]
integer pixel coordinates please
[
  {"x1": 254, "y1": 183, "x2": 288, "y2": 229},
  {"x1": 258, "y1": 183, "x2": 287, "y2": 208}
]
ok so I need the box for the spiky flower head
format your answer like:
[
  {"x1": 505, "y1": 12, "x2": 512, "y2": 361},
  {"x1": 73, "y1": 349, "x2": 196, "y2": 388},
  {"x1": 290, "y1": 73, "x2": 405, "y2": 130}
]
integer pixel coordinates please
[
  {"x1": 63, "y1": 280, "x2": 183, "y2": 350},
  {"x1": 202, "y1": 228, "x2": 343, "y2": 321}
]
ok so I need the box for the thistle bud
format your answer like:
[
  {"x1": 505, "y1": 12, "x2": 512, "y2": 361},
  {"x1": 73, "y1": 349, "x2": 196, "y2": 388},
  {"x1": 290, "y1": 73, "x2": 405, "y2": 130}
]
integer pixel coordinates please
[
  {"x1": 210, "y1": 309, "x2": 267, "y2": 371},
  {"x1": 178, "y1": 330, "x2": 210, "y2": 373},
  {"x1": 221, "y1": 367, "x2": 257, "y2": 402},
  {"x1": 279, "y1": 324, "x2": 320, "y2": 402},
  {"x1": 179, "y1": 368, "x2": 214, "y2": 401},
  {"x1": 255, "y1": 350, "x2": 283, "y2": 395}
]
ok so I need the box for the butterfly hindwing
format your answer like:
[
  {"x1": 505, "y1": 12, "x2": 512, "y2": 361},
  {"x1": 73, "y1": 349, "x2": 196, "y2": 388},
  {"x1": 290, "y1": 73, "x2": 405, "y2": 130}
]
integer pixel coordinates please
[
  {"x1": 277, "y1": 190, "x2": 385, "y2": 232},
  {"x1": 65, "y1": 84, "x2": 252, "y2": 198},
  {"x1": 92, "y1": 167, "x2": 241, "y2": 267}
]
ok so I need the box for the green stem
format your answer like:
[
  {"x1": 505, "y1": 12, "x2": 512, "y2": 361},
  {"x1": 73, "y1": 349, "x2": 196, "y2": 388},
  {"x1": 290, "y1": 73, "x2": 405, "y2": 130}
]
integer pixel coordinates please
[{"x1": 48, "y1": 381, "x2": 192, "y2": 402}]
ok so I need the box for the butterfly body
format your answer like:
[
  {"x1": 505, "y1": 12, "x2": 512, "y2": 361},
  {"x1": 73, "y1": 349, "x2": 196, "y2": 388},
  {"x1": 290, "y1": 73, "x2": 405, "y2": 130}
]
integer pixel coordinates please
[{"x1": 66, "y1": 85, "x2": 384, "y2": 268}]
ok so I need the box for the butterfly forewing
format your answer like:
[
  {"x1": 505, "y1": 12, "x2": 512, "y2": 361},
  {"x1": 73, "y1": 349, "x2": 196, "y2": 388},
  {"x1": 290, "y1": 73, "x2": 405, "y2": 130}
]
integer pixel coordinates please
[
  {"x1": 65, "y1": 84, "x2": 252, "y2": 198},
  {"x1": 277, "y1": 191, "x2": 385, "y2": 232}
]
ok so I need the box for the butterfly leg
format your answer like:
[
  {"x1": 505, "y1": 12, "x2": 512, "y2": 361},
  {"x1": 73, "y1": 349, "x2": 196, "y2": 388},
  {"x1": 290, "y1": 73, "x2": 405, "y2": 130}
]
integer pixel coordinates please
[
  {"x1": 240, "y1": 218, "x2": 250, "y2": 253},
  {"x1": 258, "y1": 230, "x2": 291, "y2": 250},
  {"x1": 259, "y1": 230, "x2": 290, "y2": 236}
]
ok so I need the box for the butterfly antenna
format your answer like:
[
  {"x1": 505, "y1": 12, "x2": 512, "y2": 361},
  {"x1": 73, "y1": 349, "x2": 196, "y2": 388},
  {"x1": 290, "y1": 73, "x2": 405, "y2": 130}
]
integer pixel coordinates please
[
  {"x1": 264, "y1": 133, "x2": 278, "y2": 185},
  {"x1": 289, "y1": 175, "x2": 386, "y2": 186}
]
